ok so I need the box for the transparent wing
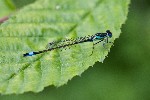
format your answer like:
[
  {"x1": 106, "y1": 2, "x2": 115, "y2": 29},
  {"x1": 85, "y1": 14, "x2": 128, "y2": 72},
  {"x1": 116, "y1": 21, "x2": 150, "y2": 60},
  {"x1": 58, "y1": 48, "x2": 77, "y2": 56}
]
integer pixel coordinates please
[
  {"x1": 45, "y1": 38, "x2": 75, "y2": 49},
  {"x1": 45, "y1": 41, "x2": 58, "y2": 49},
  {"x1": 45, "y1": 36, "x2": 92, "y2": 50}
]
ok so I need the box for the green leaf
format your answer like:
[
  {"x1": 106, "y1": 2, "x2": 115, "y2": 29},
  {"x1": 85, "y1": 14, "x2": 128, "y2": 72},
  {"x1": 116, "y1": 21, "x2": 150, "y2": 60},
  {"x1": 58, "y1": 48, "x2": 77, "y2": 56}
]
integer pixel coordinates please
[
  {"x1": 0, "y1": 0, "x2": 15, "y2": 18},
  {"x1": 0, "y1": 0, "x2": 130, "y2": 94}
]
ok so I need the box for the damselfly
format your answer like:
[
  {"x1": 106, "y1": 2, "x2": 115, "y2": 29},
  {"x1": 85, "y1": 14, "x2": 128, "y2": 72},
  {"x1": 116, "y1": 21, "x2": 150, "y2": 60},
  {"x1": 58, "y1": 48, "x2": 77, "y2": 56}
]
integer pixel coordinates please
[{"x1": 23, "y1": 30, "x2": 112, "y2": 57}]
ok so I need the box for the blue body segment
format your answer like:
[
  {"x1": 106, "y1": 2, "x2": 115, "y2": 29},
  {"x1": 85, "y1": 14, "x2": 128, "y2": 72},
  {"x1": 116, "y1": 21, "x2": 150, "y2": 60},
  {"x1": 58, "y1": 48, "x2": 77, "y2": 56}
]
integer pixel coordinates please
[
  {"x1": 28, "y1": 52, "x2": 34, "y2": 56},
  {"x1": 95, "y1": 35, "x2": 105, "y2": 39},
  {"x1": 23, "y1": 52, "x2": 38, "y2": 57}
]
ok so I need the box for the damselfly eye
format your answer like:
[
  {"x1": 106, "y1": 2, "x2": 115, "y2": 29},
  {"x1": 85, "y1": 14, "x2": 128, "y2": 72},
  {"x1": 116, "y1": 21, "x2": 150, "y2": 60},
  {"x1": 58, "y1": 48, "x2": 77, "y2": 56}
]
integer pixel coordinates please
[
  {"x1": 106, "y1": 30, "x2": 110, "y2": 33},
  {"x1": 106, "y1": 30, "x2": 112, "y2": 38},
  {"x1": 109, "y1": 33, "x2": 112, "y2": 38}
]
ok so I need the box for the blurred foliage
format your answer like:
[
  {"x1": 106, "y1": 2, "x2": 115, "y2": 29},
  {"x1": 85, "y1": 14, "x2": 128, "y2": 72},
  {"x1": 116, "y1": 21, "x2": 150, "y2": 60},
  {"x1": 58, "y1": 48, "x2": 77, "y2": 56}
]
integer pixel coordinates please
[
  {"x1": 0, "y1": 0, "x2": 36, "y2": 23},
  {"x1": 0, "y1": 0, "x2": 150, "y2": 100},
  {"x1": 0, "y1": 0, "x2": 15, "y2": 18},
  {"x1": 0, "y1": 0, "x2": 35, "y2": 17},
  {"x1": 12, "y1": 0, "x2": 36, "y2": 8}
]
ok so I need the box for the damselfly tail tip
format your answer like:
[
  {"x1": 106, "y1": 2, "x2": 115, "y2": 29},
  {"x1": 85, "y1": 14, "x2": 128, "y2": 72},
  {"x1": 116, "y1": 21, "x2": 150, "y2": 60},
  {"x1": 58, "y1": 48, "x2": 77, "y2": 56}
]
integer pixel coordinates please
[
  {"x1": 23, "y1": 53, "x2": 28, "y2": 57},
  {"x1": 23, "y1": 52, "x2": 35, "y2": 57}
]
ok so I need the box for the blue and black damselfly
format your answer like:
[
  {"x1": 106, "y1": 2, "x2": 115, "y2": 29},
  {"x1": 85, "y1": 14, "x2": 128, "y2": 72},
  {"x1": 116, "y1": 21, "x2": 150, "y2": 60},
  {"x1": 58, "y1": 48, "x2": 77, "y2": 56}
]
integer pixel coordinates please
[{"x1": 23, "y1": 30, "x2": 112, "y2": 57}]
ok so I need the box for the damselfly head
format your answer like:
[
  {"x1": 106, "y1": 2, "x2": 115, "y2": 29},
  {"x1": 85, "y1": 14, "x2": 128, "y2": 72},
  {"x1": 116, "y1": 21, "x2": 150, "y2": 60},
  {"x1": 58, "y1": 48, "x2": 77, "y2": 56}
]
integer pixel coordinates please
[{"x1": 106, "y1": 30, "x2": 112, "y2": 38}]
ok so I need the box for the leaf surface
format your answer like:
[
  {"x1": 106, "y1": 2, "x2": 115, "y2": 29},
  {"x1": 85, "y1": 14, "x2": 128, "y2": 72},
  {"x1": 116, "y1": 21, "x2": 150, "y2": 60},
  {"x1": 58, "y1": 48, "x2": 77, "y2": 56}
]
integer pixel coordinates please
[{"x1": 0, "y1": 0, "x2": 130, "y2": 94}]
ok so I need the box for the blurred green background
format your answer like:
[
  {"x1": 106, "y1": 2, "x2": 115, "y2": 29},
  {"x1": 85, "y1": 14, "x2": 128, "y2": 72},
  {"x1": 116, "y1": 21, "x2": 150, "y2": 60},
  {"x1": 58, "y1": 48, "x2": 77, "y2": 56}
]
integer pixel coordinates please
[{"x1": 0, "y1": 0, "x2": 150, "y2": 100}]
